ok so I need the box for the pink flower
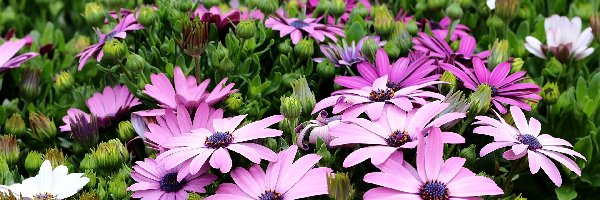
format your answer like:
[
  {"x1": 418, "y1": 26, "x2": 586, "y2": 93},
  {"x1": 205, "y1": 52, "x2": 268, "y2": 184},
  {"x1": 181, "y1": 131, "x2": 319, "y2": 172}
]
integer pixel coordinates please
[
  {"x1": 0, "y1": 35, "x2": 39, "y2": 73},
  {"x1": 194, "y1": 6, "x2": 241, "y2": 34},
  {"x1": 295, "y1": 111, "x2": 342, "y2": 150},
  {"x1": 412, "y1": 32, "x2": 489, "y2": 69},
  {"x1": 265, "y1": 13, "x2": 345, "y2": 44},
  {"x1": 473, "y1": 106, "x2": 586, "y2": 186},
  {"x1": 363, "y1": 127, "x2": 503, "y2": 199},
  {"x1": 329, "y1": 101, "x2": 466, "y2": 168},
  {"x1": 143, "y1": 66, "x2": 236, "y2": 110},
  {"x1": 205, "y1": 146, "x2": 333, "y2": 200},
  {"x1": 128, "y1": 158, "x2": 216, "y2": 200},
  {"x1": 145, "y1": 104, "x2": 223, "y2": 152},
  {"x1": 156, "y1": 114, "x2": 284, "y2": 177}
]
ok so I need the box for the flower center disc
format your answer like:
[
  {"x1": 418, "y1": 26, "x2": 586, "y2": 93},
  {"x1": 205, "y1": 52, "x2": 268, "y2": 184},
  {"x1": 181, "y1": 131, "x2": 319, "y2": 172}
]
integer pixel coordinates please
[
  {"x1": 419, "y1": 180, "x2": 449, "y2": 200},
  {"x1": 386, "y1": 130, "x2": 412, "y2": 147},
  {"x1": 517, "y1": 134, "x2": 542, "y2": 150},
  {"x1": 33, "y1": 192, "x2": 56, "y2": 200},
  {"x1": 369, "y1": 89, "x2": 395, "y2": 102},
  {"x1": 386, "y1": 81, "x2": 401, "y2": 92},
  {"x1": 205, "y1": 131, "x2": 234, "y2": 148},
  {"x1": 290, "y1": 20, "x2": 309, "y2": 29},
  {"x1": 258, "y1": 190, "x2": 283, "y2": 200},
  {"x1": 160, "y1": 172, "x2": 187, "y2": 193}
]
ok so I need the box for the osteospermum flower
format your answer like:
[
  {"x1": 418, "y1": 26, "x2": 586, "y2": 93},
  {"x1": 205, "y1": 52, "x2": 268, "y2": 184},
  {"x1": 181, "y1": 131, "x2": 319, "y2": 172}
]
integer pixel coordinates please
[
  {"x1": 205, "y1": 146, "x2": 333, "y2": 200},
  {"x1": 194, "y1": 6, "x2": 241, "y2": 34},
  {"x1": 412, "y1": 32, "x2": 489, "y2": 67},
  {"x1": 363, "y1": 127, "x2": 503, "y2": 199},
  {"x1": 295, "y1": 111, "x2": 343, "y2": 150},
  {"x1": 8, "y1": 160, "x2": 89, "y2": 199},
  {"x1": 128, "y1": 158, "x2": 216, "y2": 199},
  {"x1": 334, "y1": 49, "x2": 439, "y2": 90},
  {"x1": 329, "y1": 101, "x2": 466, "y2": 168},
  {"x1": 76, "y1": 13, "x2": 144, "y2": 70},
  {"x1": 314, "y1": 40, "x2": 365, "y2": 67},
  {"x1": 157, "y1": 115, "x2": 284, "y2": 176},
  {"x1": 525, "y1": 15, "x2": 595, "y2": 62},
  {"x1": 442, "y1": 57, "x2": 541, "y2": 114},
  {"x1": 265, "y1": 13, "x2": 345, "y2": 44},
  {"x1": 0, "y1": 35, "x2": 39, "y2": 73},
  {"x1": 474, "y1": 106, "x2": 586, "y2": 186},
  {"x1": 143, "y1": 66, "x2": 236, "y2": 110}
]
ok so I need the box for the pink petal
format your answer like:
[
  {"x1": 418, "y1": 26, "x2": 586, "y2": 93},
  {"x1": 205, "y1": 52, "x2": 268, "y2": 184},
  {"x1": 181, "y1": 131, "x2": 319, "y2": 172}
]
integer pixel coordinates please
[
  {"x1": 277, "y1": 154, "x2": 322, "y2": 194},
  {"x1": 539, "y1": 150, "x2": 582, "y2": 176},
  {"x1": 363, "y1": 187, "x2": 421, "y2": 200},
  {"x1": 502, "y1": 149, "x2": 527, "y2": 160},
  {"x1": 424, "y1": 127, "x2": 444, "y2": 180},
  {"x1": 527, "y1": 151, "x2": 541, "y2": 174},
  {"x1": 231, "y1": 167, "x2": 262, "y2": 197},
  {"x1": 535, "y1": 151, "x2": 563, "y2": 186},
  {"x1": 282, "y1": 167, "x2": 333, "y2": 199},
  {"x1": 447, "y1": 176, "x2": 503, "y2": 197},
  {"x1": 342, "y1": 146, "x2": 397, "y2": 168},
  {"x1": 510, "y1": 106, "x2": 531, "y2": 135},
  {"x1": 480, "y1": 142, "x2": 514, "y2": 157},
  {"x1": 364, "y1": 172, "x2": 421, "y2": 194},
  {"x1": 375, "y1": 49, "x2": 390, "y2": 75},
  {"x1": 209, "y1": 148, "x2": 233, "y2": 173},
  {"x1": 436, "y1": 157, "x2": 466, "y2": 183}
]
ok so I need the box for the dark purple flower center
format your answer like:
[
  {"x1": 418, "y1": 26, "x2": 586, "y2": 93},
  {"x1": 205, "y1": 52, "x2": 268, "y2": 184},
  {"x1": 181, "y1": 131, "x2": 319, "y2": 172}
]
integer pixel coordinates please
[
  {"x1": 386, "y1": 81, "x2": 402, "y2": 91},
  {"x1": 419, "y1": 180, "x2": 449, "y2": 200},
  {"x1": 517, "y1": 134, "x2": 542, "y2": 150},
  {"x1": 205, "y1": 131, "x2": 233, "y2": 148},
  {"x1": 33, "y1": 192, "x2": 56, "y2": 200},
  {"x1": 386, "y1": 130, "x2": 412, "y2": 147},
  {"x1": 290, "y1": 20, "x2": 309, "y2": 29},
  {"x1": 491, "y1": 86, "x2": 499, "y2": 96},
  {"x1": 160, "y1": 172, "x2": 187, "y2": 193},
  {"x1": 369, "y1": 89, "x2": 395, "y2": 102},
  {"x1": 258, "y1": 190, "x2": 283, "y2": 200}
]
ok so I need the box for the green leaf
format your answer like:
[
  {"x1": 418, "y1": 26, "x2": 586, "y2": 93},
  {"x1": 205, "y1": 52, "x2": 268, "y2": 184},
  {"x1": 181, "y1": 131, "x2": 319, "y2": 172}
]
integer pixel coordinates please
[
  {"x1": 589, "y1": 73, "x2": 600, "y2": 99},
  {"x1": 516, "y1": 21, "x2": 530, "y2": 39},
  {"x1": 576, "y1": 76, "x2": 588, "y2": 101},
  {"x1": 555, "y1": 185, "x2": 577, "y2": 200},
  {"x1": 574, "y1": 136, "x2": 592, "y2": 169},
  {"x1": 346, "y1": 22, "x2": 365, "y2": 43}
]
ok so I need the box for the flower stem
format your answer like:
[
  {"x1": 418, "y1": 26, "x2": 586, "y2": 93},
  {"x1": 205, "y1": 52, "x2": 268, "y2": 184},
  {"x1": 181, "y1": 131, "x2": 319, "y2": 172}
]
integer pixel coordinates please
[
  {"x1": 194, "y1": 56, "x2": 202, "y2": 82},
  {"x1": 445, "y1": 19, "x2": 460, "y2": 42},
  {"x1": 501, "y1": 157, "x2": 527, "y2": 197}
]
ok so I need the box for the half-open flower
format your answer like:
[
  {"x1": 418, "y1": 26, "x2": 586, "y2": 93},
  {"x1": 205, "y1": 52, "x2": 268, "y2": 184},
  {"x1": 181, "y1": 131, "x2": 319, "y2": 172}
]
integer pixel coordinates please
[{"x1": 525, "y1": 15, "x2": 595, "y2": 62}]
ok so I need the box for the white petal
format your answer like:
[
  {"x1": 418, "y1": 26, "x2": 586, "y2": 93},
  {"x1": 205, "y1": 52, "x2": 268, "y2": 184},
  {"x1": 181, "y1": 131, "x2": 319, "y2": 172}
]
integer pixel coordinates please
[
  {"x1": 486, "y1": 0, "x2": 495, "y2": 9},
  {"x1": 575, "y1": 48, "x2": 595, "y2": 61}
]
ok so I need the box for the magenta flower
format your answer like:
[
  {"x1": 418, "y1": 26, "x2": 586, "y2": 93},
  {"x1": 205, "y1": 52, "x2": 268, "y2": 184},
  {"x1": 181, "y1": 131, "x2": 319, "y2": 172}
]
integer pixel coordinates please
[
  {"x1": 334, "y1": 49, "x2": 439, "y2": 90},
  {"x1": 205, "y1": 146, "x2": 333, "y2": 200},
  {"x1": 128, "y1": 158, "x2": 216, "y2": 199},
  {"x1": 0, "y1": 35, "x2": 39, "y2": 73},
  {"x1": 314, "y1": 40, "x2": 365, "y2": 67},
  {"x1": 295, "y1": 111, "x2": 343, "y2": 150},
  {"x1": 474, "y1": 106, "x2": 586, "y2": 186},
  {"x1": 145, "y1": 104, "x2": 223, "y2": 152},
  {"x1": 76, "y1": 14, "x2": 144, "y2": 70},
  {"x1": 130, "y1": 109, "x2": 163, "y2": 140},
  {"x1": 157, "y1": 114, "x2": 284, "y2": 177},
  {"x1": 363, "y1": 127, "x2": 503, "y2": 199},
  {"x1": 412, "y1": 32, "x2": 489, "y2": 67},
  {"x1": 60, "y1": 85, "x2": 140, "y2": 130},
  {"x1": 194, "y1": 6, "x2": 241, "y2": 34},
  {"x1": 265, "y1": 13, "x2": 345, "y2": 44},
  {"x1": 143, "y1": 66, "x2": 236, "y2": 110},
  {"x1": 305, "y1": 0, "x2": 372, "y2": 25},
  {"x1": 441, "y1": 57, "x2": 541, "y2": 114},
  {"x1": 329, "y1": 101, "x2": 466, "y2": 168}
]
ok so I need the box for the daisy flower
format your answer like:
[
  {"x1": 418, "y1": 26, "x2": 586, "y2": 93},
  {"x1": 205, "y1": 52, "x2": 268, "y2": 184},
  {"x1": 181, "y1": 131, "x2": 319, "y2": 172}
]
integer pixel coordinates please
[
  {"x1": 412, "y1": 32, "x2": 489, "y2": 67},
  {"x1": 157, "y1": 114, "x2": 284, "y2": 176},
  {"x1": 8, "y1": 160, "x2": 89, "y2": 199},
  {"x1": 128, "y1": 158, "x2": 216, "y2": 200},
  {"x1": 314, "y1": 40, "x2": 365, "y2": 67},
  {"x1": 205, "y1": 146, "x2": 333, "y2": 200},
  {"x1": 329, "y1": 101, "x2": 466, "y2": 168},
  {"x1": 525, "y1": 15, "x2": 595, "y2": 62},
  {"x1": 474, "y1": 106, "x2": 586, "y2": 186},
  {"x1": 194, "y1": 6, "x2": 241, "y2": 34},
  {"x1": 441, "y1": 57, "x2": 541, "y2": 114},
  {"x1": 0, "y1": 35, "x2": 38, "y2": 73},
  {"x1": 265, "y1": 13, "x2": 345, "y2": 44},
  {"x1": 363, "y1": 127, "x2": 503, "y2": 199},
  {"x1": 295, "y1": 111, "x2": 343, "y2": 150}
]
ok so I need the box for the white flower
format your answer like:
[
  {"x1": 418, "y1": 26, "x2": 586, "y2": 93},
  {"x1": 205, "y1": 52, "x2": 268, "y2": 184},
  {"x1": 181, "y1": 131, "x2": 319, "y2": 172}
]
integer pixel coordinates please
[
  {"x1": 8, "y1": 160, "x2": 89, "y2": 200},
  {"x1": 525, "y1": 15, "x2": 595, "y2": 62},
  {"x1": 487, "y1": 0, "x2": 496, "y2": 10}
]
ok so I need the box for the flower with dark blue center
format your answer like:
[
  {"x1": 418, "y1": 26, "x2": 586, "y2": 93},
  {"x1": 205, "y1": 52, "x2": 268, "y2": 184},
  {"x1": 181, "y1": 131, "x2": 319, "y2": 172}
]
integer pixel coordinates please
[
  {"x1": 159, "y1": 172, "x2": 187, "y2": 193},
  {"x1": 258, "y1": 190, "x2": 283, "y2": 200},
  {"x1": 204, "y1": 131, "x2": 234, "y2": 149},
  {"x1": 419, "y1": 180, "x2": 449, "y2": 200},
  {"x1": 517, "y1": 134, "x2": 542, "y2": 150}
]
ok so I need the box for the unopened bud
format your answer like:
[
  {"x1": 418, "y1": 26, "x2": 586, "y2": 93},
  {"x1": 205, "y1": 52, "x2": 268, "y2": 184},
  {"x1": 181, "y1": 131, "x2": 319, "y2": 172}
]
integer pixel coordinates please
[
  {"x1": 469, "y1": 84, "x2": 492, "y2": 115},
  {"x1": 542, "y1": 82, "x2": 559, "y2": 105},
  {"x1": 591, "y1": 13, "x2": 600, "y2": 40},
  {"x1": 439, "y1": 71, "x2": 457, "y2": 94},
  {"x1": 102, "y1": 39, "x2": 128, "y2": 61},
  {"x1": 390, "y1": 22, "x2": 412, "y2": 52},
  {"x1": 352, "y1": 4, "x2": 369, "y2": 18},
  {"x1": 511, "y1": 57, "x2": 524, "y2": 73},
  {"x1": 80, "y1": 153, "x2": 97, "y2": 171},
  {"x1": 543, "y1": 57, "x2": 564, "y2": 78},
  {"x1": 80, "y1": 190, "x2": 99, "y2": 200},
  {"x1": 488, "y1": 39, "x2": 509, "y2": 69},
  {"x1": 427, "y1": 0, "x2": 446, "y2": 10},
  {"x1": 174, "y1": 0, "x2": 193, "y2": 12},
  {"x1": 496, "y1": 0, "x2": 520, "y2": 22},
  {"x1": 291, "y1": 77, "x2": 316, "y2": 115},
  {"x1": 54, "y1": 71, "x2": 75, "y2": 91},
  {"x1": 25, "y1": 151, "x2": 44, "y2": 175},
  {"x1": 108, "y1": 177, "x2": 128, "y2": 199},
  {"x1": 327, "y1": 172, "x2": 354, "y2": 200},
  {"x1": 70, "y1": 114, "x2": 99, "y2": 148},
  {"x1": 278, "y1": 118, "x2": 299, "y2": 137},
  {"x1": 361, "y1": 39, "x2": 379, "y2": 62},
  {"x1": 225, "y1": 92, "x2": 244, "y2": 112},
  {"x1": 44, "y1": 148, "x2": 66, "y2": 168},
  {"x1": 117, "y1": 121, "x2": 136, "y2": 142},
  {"x1": 236, "y1": 20, "x2": 256, "y2": 39},
  {"x1": 294, "y1": 38, "x2": 314, "y2": 59},
  {"x1": 137, "y1": 6, "x2": 158, "y2": 27},
  {"x1": 486, "y1": 15, "x2": 504, "y2": 29},
  {"x1": 84, "y1": 2, "x2": 105, "y2": 26},
  {"x1": 29, "y1": 112, "x2": 57, "y2": 142},
  {"x1": 406, "y1": 19, "x2": 419, "y2": 35},
  {"x1": 93, "y1": 139, "x2": 130, "y2": 170},
  {"x1": 280, "y1": 96, "x2": 302, "y2": 119},
  {"x1": 0, "y1": 135, "x2": 19, "y2": 167},
  {"x1": 84, "y1": 170, "x2": 97, "y2": 189},
  {"x1": 316, "y1": 59, "x2": 336, "y2": 78},
  {"x1": 383, "y1": 42, "x2": 400, "y2": 60},
  {"x1": 4, "y1": 113, "x2": 26, "y2": 138},
  {"x1": 446, "y1": 3, "x2": 463, "y2": 20},
  {"x1": 258, "y1": 0, "x2": 278, "y2": 15},
  {"x1": 373, "y1": 6, "x2": 394, "y2": 37},
  {"x1": 125, "y1": 53, "x2": 146, "y2": 72},
  {"x1": 314, "y1": 0, "x2": 332, "y2": 16},
  {"x1": 21, "y1": 68, "x2": 41, "y2": 99},
  {"x1": 278, "y1": 40, "x2": 293, "y2": 54},
  {"x1": 331, "y1": 0, "x2": 347, "y2": 18}
]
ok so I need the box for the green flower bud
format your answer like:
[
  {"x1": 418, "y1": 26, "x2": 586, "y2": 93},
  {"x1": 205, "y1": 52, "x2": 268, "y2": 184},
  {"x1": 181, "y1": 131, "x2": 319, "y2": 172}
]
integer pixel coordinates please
[
  {"x1": 117, "y1": 121, "x2": 136, "y2": 142},
  {"x1": 25, "y1": 151, "x2": 44, "y2": 176},
  {"x1": 29, "y1": 112, "x2": 57, "y2": 142},
  {"x1": 427, "y1": 0, "x2": 446, "y2": 10},
  {"x1": 278, "y1": 118, "x2": 299, "y2": 138},
  {"x1": 264, "y1": 138, "x2": 279, "y2": 152},
  {"x1": 361, "y1": 38, "x2": 379, "y2": 62},
  {"x1": 44, "y1": 148, "x2": 66, "y2": 168},
  {"x1": 75, "y1": 35, "x2": 91, "y2": 52},
  {"x1": 54, "y1": 71, "x2": 75, "y2": 92},
  {"x1": 21, "y1": 68, "x2": 41, "y2": 100},
  {"x1": 383, "y1": 42, "x2": 400, "y2": 60},
  {"x1": 93, "y1": 139, "x2": 130, "y2": 170},
  {"x1": 488, "y1": 39, "x2": 509, "y2": 69},
  {"x1": 138, "y1": 6, "x2": 158, "y2": 27},
  {"x1": 236, "y1": 20, "x2": 256, "y2": 39},
  {"x1": 225, "y1": 92, "x2": 244, "y2": 112},
  {"x1": 459, "y1": 144, "x2": 477, "y2": 167},
  {"x1": 314, "y1": 0, "x2": 332, "y2": 15},
  {"x1": 176, "y1": 19, "x2": 209, "y2": 58},
  {"x1": 84, "y1": 2, "x2": 105, "y2": 26},
  {"x1": 203, "y1": 0, "x2": 222, "y2": 8},
  {"x1": 450, "y1": 40, "x2": 460, "y2": 52},
  {"x1": 282, "y1": 73, "x2": 303, "y2": 88},
  {"x1": 327, "y1": 172, "x2": 354, "y2": 200},
  {"x1": 0, "y1": 159, "x2": 9, "y2": 180},
  {"x1": 125, "y1": 53, "x2": 146, "y2": 72},
  {"x1": 316, "y1": 59, "x2": 336, "y2": 78},
  {"x1": 291, "y1": 77, "x2": 316, "y2": 115},
  {"x1": 373, "y1": 6, "x2": 394, "y2": 37},
  {"x1": 174, "y1": 0, "x2": 193, "y2": 12},
  {"x1": 80, "y1": 153, "x2": 97, "y2": 171},
  {"x1": 406, "y1": 19, "x2": 419, "y2": 35},
  {"x1": 4, "y1": 113, "x2": 26, "y2": 138},
  {"x1": 517, "y1": 6, "x2": 531, "y2": 20},
  {"x1": 351, "y1": 3, "x2": 369, "y2": 18},
  {"x1": 486, "y1": 15, "x2": 504, "y2": 29},
  {"x1": 542, "y1": 82, "x2": 559, "y2": 105},
  {"x1": 278, "y1": 40, "x2": 293, "y2": 54},
  {"x1": 543, "y1": 57, "x2": 564, "y2": 78},
  {"x1": 102, "y1": 39, "x2": 128, "y2": 61},
  {"x1": 84, "y1": 170, "x2": 98, "y2": 189},
  {"x1": 445, "y1": 2, "x2": 463, "y2": 20},
  {"x1": 495, "y1": 0, "x2": 520, "y2": 22},
  {"x1": 80, "y1": 190, "x2": 99, "y2": 200},
  {"x1": 439, "y1": 71, "x2": 457, "y2": 94},
  {"x1": 415, "y1": 1, "x2": 428, "y2": 12},
  {"x1": 591, "y1": 13, "x2": 600, "y2": 40},
  {"x1": 103, "y1": 0, "x2": 126, "y2": 8},
  {"x1": 0, "y1": 135, "x2": 19, "y2": 167},
  {"x1": 286, "y1": 0, "x2": 300, "y2": 17},
  {"x1": 390, "y1": 22, "x2": 412, "y2": 53},
  {"x1": 108, "y1": 178, "x2": 128, "y2": 199},
  {"x1": 258, "y1": 0, "x2": 278, "y2": 15},
  {"x1": 188, "y1": 193, "x2": 205, "y2": 200},
  {"x1": 280, "y1": 96, "x2": 303, "y2": 119},
  {"x1": 510, "y1": 57, "x2": 524, "y2": 73},
  {"x1": 218, "y1": 56, "x2": 235, "y2": 72},
  {"x1": 294, "y1": 38, "x2": 314, "y2": 59},
  {"x1": 331, "y1": 0, "x2": 347, "y2": 18},
  {"x1": 469, "y1": 85, "x2": 492, "y2": 115}
]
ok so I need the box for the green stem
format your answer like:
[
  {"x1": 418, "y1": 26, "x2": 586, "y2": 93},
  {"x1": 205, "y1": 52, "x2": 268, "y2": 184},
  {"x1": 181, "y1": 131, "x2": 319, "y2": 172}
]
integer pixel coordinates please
[
  {"x1": 445, "y1": 19, "x2": 460, "y2": 42},
  {"x1": 345, "y1": 65, "x2": 356, "y2": 76},
  {"x1": 501, "y1": 157, "x2": 527, "y2": 197},
  {"x1": 194, "y1": 56, "x2": 202, "y2": 82}
]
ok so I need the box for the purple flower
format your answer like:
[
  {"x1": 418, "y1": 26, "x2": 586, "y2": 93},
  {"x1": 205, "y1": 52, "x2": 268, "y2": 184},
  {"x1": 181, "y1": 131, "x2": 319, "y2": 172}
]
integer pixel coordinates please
[
  {"x1": 156, "y1": 115, "x2": 284, "y2": 178},
  {"x1": 0, "y1": 35, "x2": 39, "y2": 73},
  {"x1": 314, "y1": 40, "x2": 365, "y2": 67},
  {"x1": 128, "y1": 158, "x2": 216, "y2": 199},
  {"x1": 205, "y1": 146, "x2": 333, "y2": 200},
  {"x1": 363, "y1": 127, "x2": 503, "y2": 199},
  {"x1": 441, "y1": 57, "x2": 541, "y2": 114},
  {"x1": 295, "y1": 111, "x2": 343, "y2": 150},
  {"x1": 76, "y1": 14, "x2": 144, "y2": 70},
  {"x1": 412, "y1": 32, "x2": 489, "y2": 68},
  {"x1": 329, "y1": 101, "x2": 465, "y2": 168},
  {"x1": 265, "y1": 13, "x2": 345, "y2": 44},
  {"x1": 194, "y1": 6, "x2": 241, "y2": 34},
  {"x1": 305, "y1": 0, "x2": 372, "y2": 25},
  {"x1": 334, "y1": 49, "x2": 439, "y2": 90},
  {"x1": 474, "y1": 106, "x2": 585, "y2": 186}
]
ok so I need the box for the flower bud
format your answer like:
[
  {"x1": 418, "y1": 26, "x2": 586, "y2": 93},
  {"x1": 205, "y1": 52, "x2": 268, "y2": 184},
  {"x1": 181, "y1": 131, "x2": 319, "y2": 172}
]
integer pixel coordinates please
[
  {"x1": 543, "y1": 57, "x2": 564, "y2": 78},
  {"x1": 84, "y1": 170, "x2": 97, "y2": 189},
  {"x1": 25, "y1": 151, "x2": 44, "y2": 175},
  {"x1": 383, "y1": 42, "x2": 400, "y2": 60},
  {"x1": 486, "y1": 15, "x2": 504, "y2": 29},
  {"x1": 0, "y1": 159, "x2": 9, "y2": 180},
  {"x1": 327, "y1": 172, "x2": 354, "y2": 200},
  {"x1": 84, "y1": 2, "x2": 105, "y2": 26},
  {"x1": 591, "y1": 13, "x2": 600, "y2": 40},
  {"x1": 427, "y1": 0, "x2": 446, "y2": 10},
  {"x1": 258, "y1": 0, "x2": 278, "y2": 15},
  {"x1": 314, "y1": 0, "x2": 332, "y2": 15},
  {"x1": 351, "y1": 3, "x2": 369, "y2": 18},
  {"x1": 495, "y1": 0, "x2": 520, "y2": 22},
  {"x1": 174, "y1": 0, "x2": 193, "y2": 12},
  {"x1": 415, "y1": 1, "x2": 428, "y2": 12},
  {"x1": 203, "y1": 0, "x2": 221, "y2": 8},
  {"x1": 331, "y1": 0, "x2": 347, "y2": 18},
  {"x1": 0, "y1": 135, "x2": 19, "y2": 167},
  {"x1": 291, "y1": 77, "x2": 316, "y2": 115},
  {"x1": 188, "y1": 193, "x2": 204, "y2": 200},
  {"x1": 4, "y1": 113, "x2": 26, "y2": 138},
  {"x1": 278, "y1": 118, "x2": 299, "y2": 137},
  {"x1": 21, "y1": 68, "x2": 41, "y2": 100},
  {"x1": 103, "y1": 0, "x2": 126, "y2": 8},
  {"x1": 373, "y1": 6, "x2": 394, "y2": 37},
  {"x1": 510, "y1": 57, "x2": 524, "y2": 73},
  {"x1": 542, "y1": 82, "x2": 559, "y2": 105},
  {"x1": 488, "y1": 39, "x2": 509, "y2": 69},
  {"x1": 176, "y1": 19, "x2": 209, "y2": 58},
  {"x1": 264, "y1": 138, "x2": 279, "y2": 152},
  {"x1": 102, "y1": 39, "x2": 128, "y2": 61},
  {"x1": 70, "y1": 114, "x2": 99, "y2": 148},
  {"x1": 459, "y1": 144, "x2": 477, "y2": 167},
  {"x1": 80, "y1": 190, "x2": 99, "y2": 200},
  {"x1": 280, "y1": 96, "x2": 303, "y2": 119},
  {"x1": 278, "y1": 40, "x2": 293, "y2": 54},
  {"x1": 361, "y1": 38, "x2": 379, "y2": 62},
  {"x1": 294, "y1": 38, "x2": 314, "y2": 59},
  {"x1": 469, "y1": 84, "x2": 492, "y2": 115},
  {"x1": 282, "y1": 73, "x2": 302, "y2": 87},
  {"x1": 225, "y1": 92, "x2": 244, "y2": 112},
  {"x1": 450, "y1": 40, "x2": 460, "y2": 52},
  {"x1": 93, "y1": 139, "x2": 130, "y2": 170},
  {"x1": 218, "y1": 55, "x2": 235, "y2": 72},
  {"x1": 316, "y1": 59, "x2": 336, "y2": 78},
  {"x1": 108, "y1": 178, "x2": 128, "y2": 199},
  {"x1": 80, "y1": 153, "x2": 97, "y2": 171},
  {"x1": 445, "y1": 2, "x2": 463, "y2": 20},
  {"x1": 29, "y1": 112, "x2": 57, "y2": 142},
  {"x1": 137, "y1": 6, "x2": 158, "y2": 27},
  {"x1": 390, "y1": 22, "x2": 412, "y2": 52},
  {"x1": 439, "y1": 71, "x2": 457, "y2": 94},
  {"x1": 75, "y1": 36, "x2": 91, "y2": 52},
  {"x1": 44, "y1": 148, "x2": 66, "y2": 168},
  {"x1": 54, "y1": 71, "x2": 75, "y2": 91},
  {"x1": 125, "y1": 53, "x2": 146, "y2": 72},
  {"x1": 236, "y1": 20, "x2": 256, "y2": 39},
  {"x1": 117, "y1": 121, "x2": 136, "y2": 142},
  {"x1": 406, "y1": 19, "x2": 419, "y2": 35}
]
